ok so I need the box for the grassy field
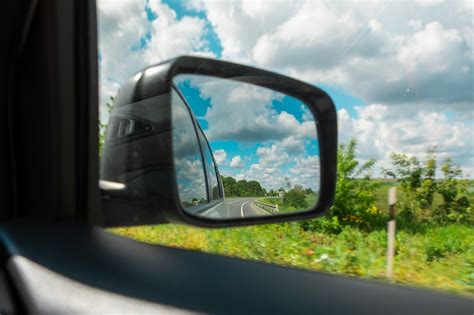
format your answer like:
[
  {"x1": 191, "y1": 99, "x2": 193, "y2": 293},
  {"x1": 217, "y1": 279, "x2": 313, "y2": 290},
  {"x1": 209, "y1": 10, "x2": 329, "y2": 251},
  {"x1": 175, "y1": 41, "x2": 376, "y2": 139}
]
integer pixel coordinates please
[
  {"x1": 110, "y1": 185, "x2": 474, "y2": 298},
  {"x1": 257, "y1": 194, "x2": 318, "y2": 213}
]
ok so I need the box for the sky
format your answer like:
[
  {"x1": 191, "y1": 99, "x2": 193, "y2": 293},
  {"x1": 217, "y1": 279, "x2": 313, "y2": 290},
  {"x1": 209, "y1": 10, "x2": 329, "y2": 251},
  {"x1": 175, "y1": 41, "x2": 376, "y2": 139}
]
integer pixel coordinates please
[{"x1": 97, "y1": 0, "x2": 473, "y2": 186}]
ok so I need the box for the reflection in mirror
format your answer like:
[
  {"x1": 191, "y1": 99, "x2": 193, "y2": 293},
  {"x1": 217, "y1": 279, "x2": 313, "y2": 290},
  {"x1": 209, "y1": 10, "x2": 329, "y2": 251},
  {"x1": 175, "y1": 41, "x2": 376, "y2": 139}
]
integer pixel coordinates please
[
  {"x1": 172, "y1": 89, "x2": 208, "y2": 209},
  {"x1": 172, "y1": 74, "x2": 320, "y2": 220}
]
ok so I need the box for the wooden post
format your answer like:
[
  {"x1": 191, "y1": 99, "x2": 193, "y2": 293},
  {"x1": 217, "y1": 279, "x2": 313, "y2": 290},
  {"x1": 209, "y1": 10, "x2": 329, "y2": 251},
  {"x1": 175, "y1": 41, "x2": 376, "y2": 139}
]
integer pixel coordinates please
[{"x1": 386, "y1": 187, "x2": 397, "y2": 281}]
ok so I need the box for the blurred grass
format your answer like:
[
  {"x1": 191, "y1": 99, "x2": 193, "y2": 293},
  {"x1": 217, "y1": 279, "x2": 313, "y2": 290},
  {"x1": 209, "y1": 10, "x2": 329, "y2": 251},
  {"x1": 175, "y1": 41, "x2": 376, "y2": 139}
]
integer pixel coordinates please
[{"x1": 110, "y1": 184, "x2": 474, "y2": 298}]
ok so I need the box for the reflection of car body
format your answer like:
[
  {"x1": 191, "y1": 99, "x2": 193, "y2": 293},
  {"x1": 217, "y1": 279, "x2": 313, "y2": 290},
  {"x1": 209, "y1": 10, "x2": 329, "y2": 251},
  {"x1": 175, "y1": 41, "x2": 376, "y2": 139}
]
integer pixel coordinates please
[{"x1": 101, "y1": 86, "x2": 224, "y2": 211}]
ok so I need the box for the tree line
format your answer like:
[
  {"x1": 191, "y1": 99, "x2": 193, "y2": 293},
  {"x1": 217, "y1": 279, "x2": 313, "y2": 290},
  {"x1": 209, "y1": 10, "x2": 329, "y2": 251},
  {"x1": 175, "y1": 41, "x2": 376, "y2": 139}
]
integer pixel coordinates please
[{"x1": 221, "y1": 176, "x2": 266, "y2": 197}]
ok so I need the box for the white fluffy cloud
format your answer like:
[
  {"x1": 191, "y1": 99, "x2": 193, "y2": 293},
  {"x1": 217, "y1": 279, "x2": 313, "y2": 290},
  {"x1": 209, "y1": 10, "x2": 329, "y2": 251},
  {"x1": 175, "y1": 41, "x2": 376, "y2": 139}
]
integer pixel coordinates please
[
  {"x1": 213, "y1": 149, "x2": 227, "y2": 165},
  {"x1": 197, "y1": 1, "x2": 472, "y2": 112},
  {"x1": 97, "y1": 0, "x2": 149, "y2": 121},
  {"x1": 190, "y1": 0, "x2": 473, "y2": 173},
  {"x1": 187, "y1": 0, "x2": 300, "y2": 63},
  {"x1": 175, "y1": 75, "x2": 317, "y2": 142},
  {"x1": 145, "y1": 2, "x2": 215, "y2": 62},
  {"x1": 189, "y1": 1, "x2": 472, "y2": 108},
  {"x1": 97, "y1": 0, "x2": 213, "y2": 122},
  {"x1": 98, "y1": 0, "x2": 473, "y2": 176},
  {"x1": 338, "y1": 105, "x2": 474, "y2": 176},
  {"x1": 175, "y1": 158, "x2": 207, "y2": 203},
  {"x1": 230, "y1": 156, "x2": 243, "y2": 168}
]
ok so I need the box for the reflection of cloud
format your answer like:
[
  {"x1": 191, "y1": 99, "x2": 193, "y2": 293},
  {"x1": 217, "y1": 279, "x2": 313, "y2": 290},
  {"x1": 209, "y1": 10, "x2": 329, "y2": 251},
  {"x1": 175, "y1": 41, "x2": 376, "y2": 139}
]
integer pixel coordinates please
[
  {"x1": 213, "y1": 149, "x2": 227, "y2": 165},
  {"x1": 218, "y1": 136, "x2": 321, "y2": 191},
  {"x1": 173, "y1": 76, "x2": 321, "y2": 191},
  {"x1": 230, "y1": 155, "x2": 243, "y2": 168},
  {"x1": 291, "y1": 156, "x2": 320, "y2": 180},
  {"x1": 281, "y1": 136, "x2": 304, "y2": 154},
  {"x1": 172, "y1": 89, "x2": 203, "y2": 160},
  {"x1": 172, "y1": 87, "x2": 208, "y2": 204},
  {"x1": 175, "y1": 157, "x2": 207, "y2": 204},
  {"x1": 174, "y1": 75, "x2": 317, "y2": 143}
]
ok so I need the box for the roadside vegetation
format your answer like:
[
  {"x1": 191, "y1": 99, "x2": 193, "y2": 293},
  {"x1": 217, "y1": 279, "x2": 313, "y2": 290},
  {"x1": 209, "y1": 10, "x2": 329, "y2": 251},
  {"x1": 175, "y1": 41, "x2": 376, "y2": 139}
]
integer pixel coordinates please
[
  {"x1": 221, "y1": 176, "x2": 266, "y2": 197},
  {"x1": 110, "y1": 139, "x2": 473, "y2": 297},
  {"x1": 258, "y1": 190, "x2": 317, "y2": 213}
]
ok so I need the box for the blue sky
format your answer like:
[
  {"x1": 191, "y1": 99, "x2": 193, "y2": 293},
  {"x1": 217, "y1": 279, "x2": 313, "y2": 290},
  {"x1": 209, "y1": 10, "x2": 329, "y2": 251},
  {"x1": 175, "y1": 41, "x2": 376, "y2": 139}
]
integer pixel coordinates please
[{"x1": 98, "y1": 0, "x2": 473, "y2": 179}]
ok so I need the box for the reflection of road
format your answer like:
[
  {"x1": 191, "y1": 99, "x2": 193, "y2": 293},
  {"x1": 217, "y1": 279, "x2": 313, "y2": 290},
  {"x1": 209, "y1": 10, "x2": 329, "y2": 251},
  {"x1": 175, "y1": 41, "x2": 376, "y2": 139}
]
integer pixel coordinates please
[{"x1": 201, "y1": 197, "x2": 271, "y2": 219}]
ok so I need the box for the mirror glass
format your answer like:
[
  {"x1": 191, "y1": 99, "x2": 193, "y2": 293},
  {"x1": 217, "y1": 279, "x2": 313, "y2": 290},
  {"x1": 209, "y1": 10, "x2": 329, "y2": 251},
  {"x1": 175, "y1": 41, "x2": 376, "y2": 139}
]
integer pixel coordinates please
[
  {"x1": 172, "y1": 89, "x2": 208, "y2": 207},
  {"x1": 172, "y1": 74, "x2": 320, "y2": 219}
]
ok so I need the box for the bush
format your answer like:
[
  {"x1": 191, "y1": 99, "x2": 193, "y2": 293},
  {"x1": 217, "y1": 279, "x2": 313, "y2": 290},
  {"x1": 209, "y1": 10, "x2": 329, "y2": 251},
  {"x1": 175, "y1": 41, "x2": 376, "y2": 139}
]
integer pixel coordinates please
[
  {"x1": 383, "y1": 149, "x2": 437, "y2": 220},
  {"x1": 424, "y1": 225, "x2": 473, "y2": 261},
  {"x1": 221, "y1": 176, "x2": 266, "y2": 197},
  {"x1": 301, "y1": 139, "x2": 381, "y2": 233},
  {"x1": 434, "y1": 158, "x2": 472, "y2": 224},
  {"x1": 283, "y1": 188, "x2": 308, "y2": 209},
  {"x1": 383, "y1": 149, "x2": 471, "y2": 225}
]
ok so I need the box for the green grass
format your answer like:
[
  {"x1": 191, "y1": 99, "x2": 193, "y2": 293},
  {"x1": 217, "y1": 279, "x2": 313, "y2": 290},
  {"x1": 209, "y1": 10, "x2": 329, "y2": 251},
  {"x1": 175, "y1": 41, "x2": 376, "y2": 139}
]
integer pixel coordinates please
[
  {"x1": 109, "y1": 186, "x2": 474, "y2": 298},
  {"x1": 110, "y1": 223, "x2": 473, "y2": 297},
  {"x1": 257, "y1": 194, "x2": 318, "y2": 213}
]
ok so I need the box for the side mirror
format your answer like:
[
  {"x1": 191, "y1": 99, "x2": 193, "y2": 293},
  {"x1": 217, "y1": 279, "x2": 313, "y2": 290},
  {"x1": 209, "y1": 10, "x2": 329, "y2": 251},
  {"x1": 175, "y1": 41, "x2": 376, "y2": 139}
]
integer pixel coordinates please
[{"x1": 99, "y1": 56, "x2": 337, "y2": 227}]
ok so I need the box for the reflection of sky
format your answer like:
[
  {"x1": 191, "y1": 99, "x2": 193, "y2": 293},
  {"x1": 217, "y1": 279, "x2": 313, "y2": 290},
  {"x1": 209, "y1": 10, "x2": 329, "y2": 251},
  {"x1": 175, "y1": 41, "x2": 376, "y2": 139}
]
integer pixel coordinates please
[
  {"x1": 172, "y1": 88, "x2": 208, "y2": 205},
  {"x1": 174, "y1": 75, "x2": 321, "y2": 191}
]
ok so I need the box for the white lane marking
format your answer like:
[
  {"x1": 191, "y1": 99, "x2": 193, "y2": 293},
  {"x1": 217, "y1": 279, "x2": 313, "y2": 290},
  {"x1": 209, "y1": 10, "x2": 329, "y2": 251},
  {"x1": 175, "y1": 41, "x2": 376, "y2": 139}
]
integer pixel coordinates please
[
  {"x1": 240, "y1": 200, "x2": 251, "y2": 218},
  {"x1": 201, "y1": 202, "x2": 222, "y2": 217}
]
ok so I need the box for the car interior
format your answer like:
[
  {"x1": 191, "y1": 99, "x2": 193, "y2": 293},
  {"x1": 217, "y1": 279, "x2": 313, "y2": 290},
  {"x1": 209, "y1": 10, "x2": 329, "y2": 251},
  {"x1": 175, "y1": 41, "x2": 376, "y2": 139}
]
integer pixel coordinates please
[{"x1": 0, "y1": 0, "x2": 471, "y2": 314}]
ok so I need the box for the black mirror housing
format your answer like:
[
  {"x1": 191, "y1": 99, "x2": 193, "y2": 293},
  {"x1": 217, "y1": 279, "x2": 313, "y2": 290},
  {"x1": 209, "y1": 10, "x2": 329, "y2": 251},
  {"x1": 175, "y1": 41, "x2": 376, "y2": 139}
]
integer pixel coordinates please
[{"x1": 99, "y1": 56, "x2": 337, "y2": 228}]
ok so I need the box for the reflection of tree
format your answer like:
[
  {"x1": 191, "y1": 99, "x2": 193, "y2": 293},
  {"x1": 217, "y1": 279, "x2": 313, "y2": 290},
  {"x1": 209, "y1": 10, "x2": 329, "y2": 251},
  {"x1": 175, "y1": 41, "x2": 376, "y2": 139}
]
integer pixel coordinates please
[
  {"x1": 221, "y1": 176, "x2": 266, "y2": 197},
  {"x1": 283, "y1": 189, "x2": 308, "y2": 208}
]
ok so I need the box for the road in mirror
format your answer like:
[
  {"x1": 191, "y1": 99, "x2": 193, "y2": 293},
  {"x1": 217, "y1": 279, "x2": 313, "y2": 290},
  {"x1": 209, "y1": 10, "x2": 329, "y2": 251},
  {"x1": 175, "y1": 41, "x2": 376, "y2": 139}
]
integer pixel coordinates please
[{"x1": 172, "y1": 74, "x2": 320, "y2": 219}]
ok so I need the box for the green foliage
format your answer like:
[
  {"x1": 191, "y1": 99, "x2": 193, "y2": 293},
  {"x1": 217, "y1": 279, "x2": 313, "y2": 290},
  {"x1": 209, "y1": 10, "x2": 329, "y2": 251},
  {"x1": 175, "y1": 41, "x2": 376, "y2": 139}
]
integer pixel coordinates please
[
  {"x1": 267, "y1": 189, "x2": 278, "y2": 197},
  {"x1": 424, "y1": 225, "x2": 473, "y2": 262},
  {"x1": 110, "y1": 223, "x2": 474, "y2": 297},
  {"x1": 383, "y1": 148, "x2": 438, "y2": 220},
  {"x1": 221, "y1": 176, "x2": 266, "y2": 197},
  {"x1": 433, "y1": 158, "x2": 472, "y2": 224},
  {"x1": 283, "y1": 187, "x2": 308, "y2": 209},
  {"x1": 384, "y1": 149, "x2": 471, "y2": 225},
  {"x1": 302, "y1": 139, "x2": 380, "y2": 233},
  {"x1": 221, "y1": 176, "x2": 237, "y2": 196},
  {"x1": 416, "y1": 148, "x2": 438, "y2": 209}
]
